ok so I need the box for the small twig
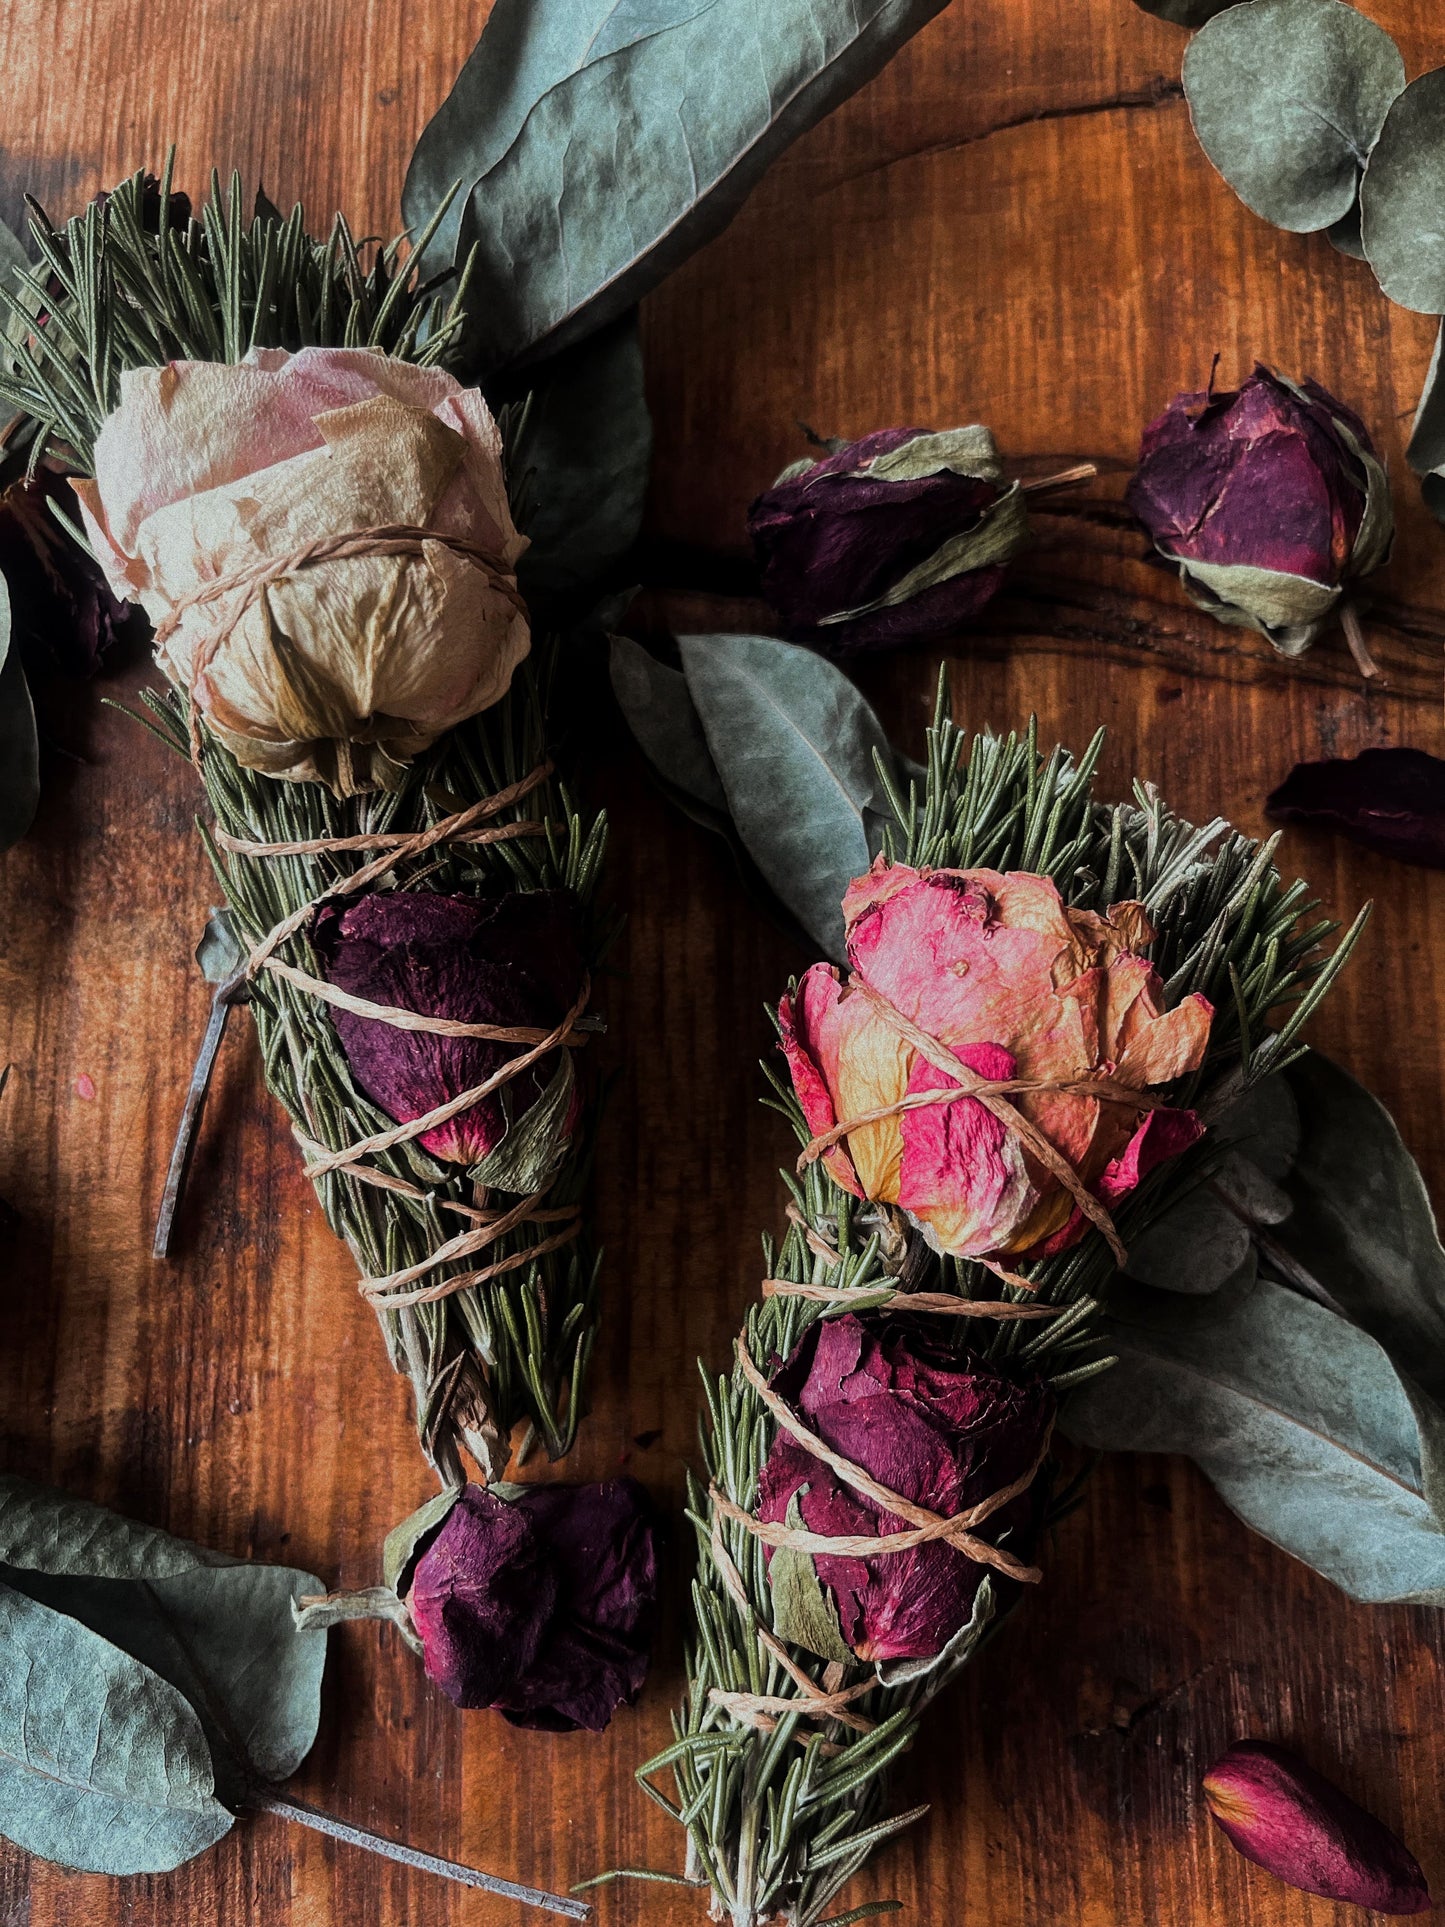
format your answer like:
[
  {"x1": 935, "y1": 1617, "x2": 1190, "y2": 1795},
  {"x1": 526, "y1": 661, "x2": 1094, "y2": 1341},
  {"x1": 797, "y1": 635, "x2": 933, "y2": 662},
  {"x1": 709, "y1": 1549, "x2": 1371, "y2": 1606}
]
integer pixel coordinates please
[
  {"x1": 248, "y1": 1789, "x2": 590, "y2": 1919},
  {"x1": 1339, "y1": 600, "x2": 1380, "y2": 680},
  {"x1": 153, "y1": 964, "x2": 250, "y2": 1259},
  {"x1": 1020, "y1": 461, "x2": 1098, "y2": 494}
]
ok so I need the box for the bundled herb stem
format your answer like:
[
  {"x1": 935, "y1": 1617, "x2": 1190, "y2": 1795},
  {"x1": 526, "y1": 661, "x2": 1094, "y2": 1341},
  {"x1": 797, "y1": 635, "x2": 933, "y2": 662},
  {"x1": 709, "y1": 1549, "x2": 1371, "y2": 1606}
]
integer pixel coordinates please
[{"x1": 624, "y1": 692, "x2": 1365, "y2": 1925}]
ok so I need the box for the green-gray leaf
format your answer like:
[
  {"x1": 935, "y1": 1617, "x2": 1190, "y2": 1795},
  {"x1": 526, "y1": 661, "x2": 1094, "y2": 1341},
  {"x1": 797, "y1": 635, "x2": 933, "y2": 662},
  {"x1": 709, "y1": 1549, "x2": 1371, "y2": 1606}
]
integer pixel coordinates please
[
  {"x1": 196, "y1": 907, "x2": 245, "y2": 988},
  {"x1": 0, "y1": 1582, "x2": 233, "y2": 1874},
  {"x1": 1173, "y1": 554, "x2": 1340, "y2": 653},
  {"x1": 405, "y1": 0, "x2": 952, "y2": 371},
  {"x1": 497, "y1": 310, "x2": 652, "y2": 600},
  {"x1": 1361, "y1": 68, "x2": 1445, "y2": 313},
  {"x1": 768, "y1": 1491, "x2": 853, "y2": 1664},
  {"x1": 1063, "y1": 1277, "x2": 1445, "y2": 1604},
  {"x1": 0, "y1": 577, "x2": 39, "y2": 853},
  {"x1": 1183, "y1": 0, "x2": 1405, "y2": 234},
  {"x1": 382, "y1": 1486, "x2": 463, "y2": 1596},
  {"x1": 678, "y1": 633, "x2": 893, "y2": 959},
  {"x1": 0, "y1": 1475, "x2": 226, "y2": 1580},
  {"x1": 469, "y1": 1053, "x2": 576, "y2": 1195},
  {"x1": 1271, "y1": 1052, "x2": 1445, "y2": 1404},
  {"x1": 610, "y1": 635, "x2": 727, "y2": 812},
  {"x1": 1406, "y1": 321, "x2": 1445, "y2": 521}
]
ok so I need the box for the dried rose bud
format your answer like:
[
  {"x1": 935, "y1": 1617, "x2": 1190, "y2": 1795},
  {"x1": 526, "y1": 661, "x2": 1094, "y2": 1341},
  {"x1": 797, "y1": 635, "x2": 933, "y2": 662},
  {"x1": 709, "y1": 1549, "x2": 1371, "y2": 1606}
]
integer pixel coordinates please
[
  {"x1": 746, "y1": 426, "x2": 1028, "y2": 657},
  {"x1": 1204, "y1": 1740, "x2": 1430, "y2": 1914},
  {"x1": 406, "y1": 1479, "x2": 659, "y2": 1731},
  {"x1": 0, "y1": 469, "x2": 144, "y2": 677},
  {"x1": 756, "y1": 1315, "x2": 1053, "y2": 1665},
  {"x1": 314, "y1": 887, "x2": 584, "y2": 1169},
  {"x1": 780, "y1": 860, "x2": 1211, "y2": 1264},
  {"x1": 1127, "y1": 364, "x2": 1393, "y2": 664},
  {"x1": 74, "y1": 345, "x2": 530, "y2": 794}
]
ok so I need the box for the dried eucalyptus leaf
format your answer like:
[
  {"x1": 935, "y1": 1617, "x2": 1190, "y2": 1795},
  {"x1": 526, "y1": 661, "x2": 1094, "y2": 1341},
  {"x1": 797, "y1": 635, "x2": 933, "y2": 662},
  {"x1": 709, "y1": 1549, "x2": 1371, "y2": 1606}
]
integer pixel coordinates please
[
  {"x1": 1064, "y1": 1277, "x2": 1445, "y2": 1604},
  {"x1": 1327, "y1": 201, "x2": 1366, "y2": 258},
  {"x1": 610, "y1": 635, "x2": 727, "y2": 811},
  {"x1": 1273, "y1": 1052, "x2": 1445, "y2": 1404},
  {"x1": 0, "y1": 578, "x2": 38, "y2": 854},
  {"x1": 0, "y1": 1581, "x2": 233, "y2": 1874},
  {"x1": 405, "y1": 0, "x2": 952, "y2": 370},
  {"x1": 1183, "y1": 0, "x2": 1405, "y2": 233},
  {"x1": 1361, "y1": 69, "x2": 1445, "y2": 313},
  {"x1": 5, "y1": 1562, "x2": 326, "y2": 1801},
  {"x1": 1216, "y1": 1071, "x2": 1301, "y2": 1180},
  {"x1": 1124, "y1": 1186, "x2": 1253, "y2": 1294},
  {"x1": 496, "y1": 310, "x2": 652, "y2": 600},
  {"x1": 1132, "y1": 0, "x2": 1237, "y2": 21},
  {"x1": 196, "y1": 907, "x2": 245, "y2": 986},
  {"x1": 678, "y1": 633, "x2": 893, "y2": 960},
  {"x1": 0, "y1": 1474, "x2": 227, "y2": 1580},
  {"x1": 382, "y1": 1487, "x2": 464, "y2": 1595},
  {"x1": 768, "y1": 1492, "x2": 853, "y2": 1664},
  {"x1": 469, "y1": 1053, "x2": 575, "y2": 1195}
]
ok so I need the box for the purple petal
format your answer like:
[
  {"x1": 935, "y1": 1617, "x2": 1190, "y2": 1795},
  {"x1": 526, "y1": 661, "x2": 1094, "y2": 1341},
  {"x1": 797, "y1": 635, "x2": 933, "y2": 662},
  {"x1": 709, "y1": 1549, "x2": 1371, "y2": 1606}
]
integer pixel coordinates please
[{"x1": 1266, "y1": 748, "x2": 1445, "y2": 870}]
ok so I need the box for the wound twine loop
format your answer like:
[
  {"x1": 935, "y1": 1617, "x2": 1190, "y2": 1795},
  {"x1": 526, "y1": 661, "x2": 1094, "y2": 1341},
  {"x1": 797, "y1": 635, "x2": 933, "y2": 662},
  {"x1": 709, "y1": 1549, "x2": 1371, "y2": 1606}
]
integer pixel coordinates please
[
  {"x1": 761, "y1": 1277, "x2": 1058, "y2": 1321},
  {"x1": 797, "y1": 976, "x2": 1149, "y2": 1268},
  {"x1": 217, "y1": 756, "x2": 589, "y2": 1310},
  {"x1": 163, "y1": 522, "x2": 525, "y2": 764}
]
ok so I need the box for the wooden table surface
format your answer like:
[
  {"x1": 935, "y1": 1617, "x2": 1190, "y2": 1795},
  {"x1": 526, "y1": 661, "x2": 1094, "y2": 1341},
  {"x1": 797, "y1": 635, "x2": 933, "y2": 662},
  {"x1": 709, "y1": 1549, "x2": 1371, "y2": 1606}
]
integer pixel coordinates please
[{"x1": 3, "y1": 1, "x2": 1445, "y2": 1922}]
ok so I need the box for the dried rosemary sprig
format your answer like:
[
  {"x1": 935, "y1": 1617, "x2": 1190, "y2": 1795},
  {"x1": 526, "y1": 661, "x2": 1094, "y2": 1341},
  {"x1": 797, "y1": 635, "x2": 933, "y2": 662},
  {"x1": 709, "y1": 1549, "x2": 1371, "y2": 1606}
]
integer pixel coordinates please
[{"x1": 612, "y1": 694, "x2": 1365, "y2": 1926}]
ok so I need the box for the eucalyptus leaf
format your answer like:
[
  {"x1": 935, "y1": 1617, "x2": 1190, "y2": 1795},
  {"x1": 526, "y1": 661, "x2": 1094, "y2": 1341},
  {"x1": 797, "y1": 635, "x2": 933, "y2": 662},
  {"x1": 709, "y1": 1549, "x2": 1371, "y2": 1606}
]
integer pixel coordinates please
[
  {"x1": 405, "y1": 0, "x2": 952, "y2": 370},
  {"x1": 1272, "y1": 1052, "x2": 1445, "y2": 1403},
  {"x1": 0, "y1": 1581, "x2": 233, "y2": 1874},
  {"x1": 1361, "y1": 68, "x2": 1445, "y2": 313},
  {"x1": 1406, "y1": 321, "x2": 1445, "y2": 522},
  {"x1": 196, "y1": 907, "x2": 245, "y2": 987},
  {"x1": 1183, "y1": 0, "x2": 1405, "y2": 234},
  {"x1": 1064, "y1": 1276, "x2": 1445, "y2": 1604},
  {"x1": 1124, "y1": 1186, "x2": 1254, "y2": 1295},
  {"x1": 768, "y1": 1490, "x2": 853, "y2": 1664},
  {"x1": 0, "y1": 577, "x2": 39, "y2": 853},
  {"x1": 0, "y1": 1474, "x2": 227, "y2": 1579},
  {"x1": 496, "y1": 310, "x2": 652, "y2": 600},
  {"x1": 677, "y1": 633, "x2": 893, "y2": 959},
  {"x1": 610, "y1": 635, "x2": 727, "y2": 811},
  {"x1": 1327, "y1": 201, "x2": 1366, "y2": 259}
]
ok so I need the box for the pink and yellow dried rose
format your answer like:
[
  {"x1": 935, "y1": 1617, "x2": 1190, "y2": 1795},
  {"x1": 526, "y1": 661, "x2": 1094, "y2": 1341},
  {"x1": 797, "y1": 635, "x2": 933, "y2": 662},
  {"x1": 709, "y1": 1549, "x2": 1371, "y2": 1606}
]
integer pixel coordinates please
[{"x1": 779, "y1": 859, "x2": 1213, "y2": 1262}]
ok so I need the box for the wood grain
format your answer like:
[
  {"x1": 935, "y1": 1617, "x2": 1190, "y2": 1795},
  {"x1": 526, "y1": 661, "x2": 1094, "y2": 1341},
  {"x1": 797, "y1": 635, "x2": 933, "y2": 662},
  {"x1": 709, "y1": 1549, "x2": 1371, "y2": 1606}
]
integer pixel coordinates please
[{"x1": 1, "y1": 1, "x2": 1445, "y2": 1923}]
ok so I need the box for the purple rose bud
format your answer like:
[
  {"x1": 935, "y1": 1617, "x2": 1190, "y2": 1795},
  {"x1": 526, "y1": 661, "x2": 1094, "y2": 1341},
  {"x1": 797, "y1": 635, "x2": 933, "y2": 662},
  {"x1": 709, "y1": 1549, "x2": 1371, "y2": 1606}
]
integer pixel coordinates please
[
  {"x1": 756, "y1": 1315, "x2": 1054, "y2": 1665},
  {"x1": 1204, "y1": 1740, "x2": 1430, "y2": 1914},
  {"x1": 746, "y1": 426, "x2": 1029, "y2": 657},
  {"x1": 1127, "y1": 365, "x2": 1393, "y2": 661},
  {"x1": 314, "y1": 888, "x2": 583, "y2": 1167},
  {"x1": 406, "y1": 1479, "x2": 660, "y2": 1732},
  {"x1": 0, "y1": 470, "x2": 144, "y2": 677}
]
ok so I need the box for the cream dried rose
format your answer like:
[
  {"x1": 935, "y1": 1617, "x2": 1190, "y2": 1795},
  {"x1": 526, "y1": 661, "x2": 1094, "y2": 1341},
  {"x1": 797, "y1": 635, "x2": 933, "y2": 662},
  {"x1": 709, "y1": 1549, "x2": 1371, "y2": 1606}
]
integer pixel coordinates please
[{"x1": 75, "y1": 346, "x2": 530, "y2": 793}]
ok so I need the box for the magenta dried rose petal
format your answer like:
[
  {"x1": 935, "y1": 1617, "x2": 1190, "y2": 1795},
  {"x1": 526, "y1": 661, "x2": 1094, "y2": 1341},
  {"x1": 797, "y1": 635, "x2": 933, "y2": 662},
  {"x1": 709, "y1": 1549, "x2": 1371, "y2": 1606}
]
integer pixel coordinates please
[
  {"x1": 1266, "y1": 747, "x2": 1445, "y2": 870},
  {"x1": 315, "y1": 887, "x2": 583, "y2": 1166},
  {"x1": 408, "y1": 1486, "x2": 556, "y2": 1710},
  {"x1": 0, "y1": 471, "x2": 145, "y2": 677},
  {"x1": 1204, "y1": 1740, "x2": 1430, "y2": 1914},
  {"x1": 1126, "y1": 365, "x2": 1392, "y2": 656},
  {"x1": 746, "y1": 425, "x2": 1025, "y2": 657},
  {"x1": 756, "y1": 1315, "x2": 1054, "y2": 1664},
  {"x1": 406, "y1": 1478, "x2": 659, "y2": 1732}
]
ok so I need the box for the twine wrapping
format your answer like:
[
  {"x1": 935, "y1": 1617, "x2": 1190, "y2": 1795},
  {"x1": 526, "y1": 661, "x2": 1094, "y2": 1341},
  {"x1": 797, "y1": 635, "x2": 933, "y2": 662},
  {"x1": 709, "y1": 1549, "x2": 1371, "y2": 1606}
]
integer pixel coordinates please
[{"x1": 217, "y1": 752, "x2": 589, "y2": 1311}]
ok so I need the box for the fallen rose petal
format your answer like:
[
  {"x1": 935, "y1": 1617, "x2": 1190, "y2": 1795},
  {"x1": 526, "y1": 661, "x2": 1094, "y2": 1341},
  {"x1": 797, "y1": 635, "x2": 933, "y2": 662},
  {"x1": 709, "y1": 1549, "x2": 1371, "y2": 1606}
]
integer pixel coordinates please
[
  {"x1": 1266, "y1": 747, "x2": 1445, "y2": 870},
  {"x1": 1204, "y1": 1739, "x2": 1430, "y2": 1914}
]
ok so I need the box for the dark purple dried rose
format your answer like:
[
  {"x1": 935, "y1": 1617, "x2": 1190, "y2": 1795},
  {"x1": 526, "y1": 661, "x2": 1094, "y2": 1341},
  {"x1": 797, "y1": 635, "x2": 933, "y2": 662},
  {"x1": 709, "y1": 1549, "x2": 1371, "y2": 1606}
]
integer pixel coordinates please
[
  {"x1": 0, "y1": 469, "x2": 144, "y2": 676},
  {"x1": 406, "y1": 1479, "x2": 659, "y2": 1731},
  {"x1": 756, "y1": 1315, "x2": 1054, "y2": 1666},
  {"x1": 746, "y1": 425, "x2": 1029, "y2": 657},
  {"x1": 315, "y1": 888, "x2": 583, "y2": 1167},
  {"x1": 1204, "y1": 1740, "x2": 1430, "y2": 1913},
  {"x1": 1267, "y1": 747, "x2": 1445, "y2": 870},
  {"x1": 1127, "y1": 365, "x2": 1393, "y2": 663}
]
